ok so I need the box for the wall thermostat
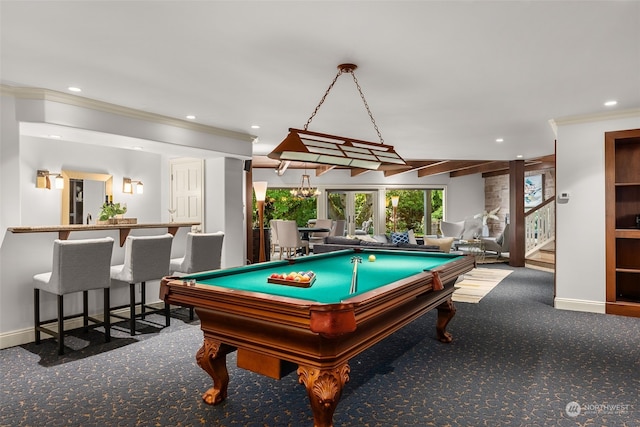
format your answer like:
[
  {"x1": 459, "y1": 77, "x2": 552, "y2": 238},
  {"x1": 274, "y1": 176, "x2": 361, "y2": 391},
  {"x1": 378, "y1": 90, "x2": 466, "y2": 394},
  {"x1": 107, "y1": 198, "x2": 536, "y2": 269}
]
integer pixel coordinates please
[{"x1": 558, "y1": 191, "x2": 570, "y2": 201}]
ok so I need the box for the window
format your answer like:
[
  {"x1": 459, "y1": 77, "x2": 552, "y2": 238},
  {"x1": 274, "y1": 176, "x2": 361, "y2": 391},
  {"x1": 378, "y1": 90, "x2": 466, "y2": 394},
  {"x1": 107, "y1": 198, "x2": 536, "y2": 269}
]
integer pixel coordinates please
[
  {"x1": 252, "y1": 188, "x2": 317, "y2": 227},
  {"x1": 385, "y1": 189, "x2": 443, "y2": 236}
]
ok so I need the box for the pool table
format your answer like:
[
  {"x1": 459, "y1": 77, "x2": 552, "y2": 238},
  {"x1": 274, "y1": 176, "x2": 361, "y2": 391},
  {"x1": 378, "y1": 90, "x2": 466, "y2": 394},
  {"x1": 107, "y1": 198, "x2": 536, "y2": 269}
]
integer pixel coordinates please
[{"x1": 160, "y1": 249, "x2": 475, "y2": 427}]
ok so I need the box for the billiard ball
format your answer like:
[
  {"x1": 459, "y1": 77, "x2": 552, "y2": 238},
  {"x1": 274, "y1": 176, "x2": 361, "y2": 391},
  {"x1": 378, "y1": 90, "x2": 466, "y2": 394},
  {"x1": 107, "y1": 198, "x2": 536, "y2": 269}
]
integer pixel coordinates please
[{"x1": 368, "y1": 255, "x2": 376, "y2": 262}]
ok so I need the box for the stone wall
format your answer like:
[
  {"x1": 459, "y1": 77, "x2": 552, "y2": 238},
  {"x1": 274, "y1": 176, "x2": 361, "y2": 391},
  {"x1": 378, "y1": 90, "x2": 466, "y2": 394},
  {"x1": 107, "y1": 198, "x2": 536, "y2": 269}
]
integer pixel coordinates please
[{"x1": 482, "y1": 168, "x2": 555, "y2": 237}]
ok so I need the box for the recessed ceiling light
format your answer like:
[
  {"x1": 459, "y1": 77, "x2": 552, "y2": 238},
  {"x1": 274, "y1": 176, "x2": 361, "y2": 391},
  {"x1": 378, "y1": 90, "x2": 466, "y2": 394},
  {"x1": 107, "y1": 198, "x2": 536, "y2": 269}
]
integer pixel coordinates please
[
  {"x1": 186, "y1": 115, "x2": 196, "y2": 120},
  {"x1": 68, "y1": 86, "x2": 82, "y2": 92},
  {"x1": 495, "y1": 138, "x2": 504, "y2": 143},
  {"x1": 131, "y1": 146, "x2": 143, "y2": 151},
  {"x1": 48, "y1": 134, "x2": 61, "y2": 139},
  {"x1": 604, "y1": 100, "x2": 617, "y2": 107},
  {"x1": 516, "y1": 154, "x2": 524, "y2": 159},
  {"x1": 251, "y1": 125, "x2": 260, "y2": 129}
]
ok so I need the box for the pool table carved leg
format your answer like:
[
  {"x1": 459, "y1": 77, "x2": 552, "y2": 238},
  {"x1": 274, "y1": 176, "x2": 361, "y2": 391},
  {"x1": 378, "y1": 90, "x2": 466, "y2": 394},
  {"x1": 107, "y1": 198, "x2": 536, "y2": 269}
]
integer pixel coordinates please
[
  {"x1": 196, "y1": 337, "x2": 234, "y2": 405},
  {"x1": 297, "y1": 363, "x2": 350, "y2": 427},
  {"x1": 436, "y1": 298, "x2": 456, "y2": 343}
]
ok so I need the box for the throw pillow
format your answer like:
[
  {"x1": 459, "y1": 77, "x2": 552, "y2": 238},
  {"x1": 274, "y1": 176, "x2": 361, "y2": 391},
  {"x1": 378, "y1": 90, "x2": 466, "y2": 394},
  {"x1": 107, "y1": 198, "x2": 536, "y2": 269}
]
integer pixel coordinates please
[
  {"x1": 355, "y1": 234, "x2": 378, "y2": 243},
  {"x1": 391, "y1": 231, "x2": 410, "y2": 244},
  {"x1": 373, "y1": 234, "x2": 389, "y2": 243},
  {"x1": 407, "y1": 229, "x2": 418, "y2": 245},
  {"x1": 424, "y1": 237, "x2": 455, "y2": 253}
]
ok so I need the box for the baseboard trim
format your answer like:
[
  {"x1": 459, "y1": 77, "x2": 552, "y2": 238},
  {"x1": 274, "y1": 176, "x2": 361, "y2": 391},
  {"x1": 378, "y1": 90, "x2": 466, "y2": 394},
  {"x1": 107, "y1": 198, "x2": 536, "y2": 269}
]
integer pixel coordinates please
[
  {"x1": 0, "y1": 303, "x2": 167, "y2": 350},
  {"x1": 554, "y1": 297, "x2": 605, "y2": 314}
]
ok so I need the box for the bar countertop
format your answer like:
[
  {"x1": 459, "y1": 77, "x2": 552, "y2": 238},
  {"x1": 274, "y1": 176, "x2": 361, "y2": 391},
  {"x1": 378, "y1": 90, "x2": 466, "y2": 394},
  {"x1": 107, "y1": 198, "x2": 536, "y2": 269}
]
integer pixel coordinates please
[{"x1": 8, "y1": 222, "x2": 199, "y2": 246}]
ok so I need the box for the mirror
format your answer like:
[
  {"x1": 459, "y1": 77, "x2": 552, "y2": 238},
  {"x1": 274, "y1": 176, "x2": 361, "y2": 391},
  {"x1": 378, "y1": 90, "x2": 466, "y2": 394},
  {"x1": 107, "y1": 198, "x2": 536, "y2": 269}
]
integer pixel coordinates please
[{"x1": 61, "y1": 170, "x2": 113, "y2": 225}]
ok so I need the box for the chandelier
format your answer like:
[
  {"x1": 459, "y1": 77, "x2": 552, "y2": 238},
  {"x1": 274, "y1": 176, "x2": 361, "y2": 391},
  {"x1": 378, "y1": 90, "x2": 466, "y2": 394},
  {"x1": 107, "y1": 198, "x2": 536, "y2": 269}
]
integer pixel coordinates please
[
  {"x1": 268, "y1": 64, "x2": 408, "y2": 171},
  {"x1": 290, "y1": 166, "x2": 321, "y2": 199}
]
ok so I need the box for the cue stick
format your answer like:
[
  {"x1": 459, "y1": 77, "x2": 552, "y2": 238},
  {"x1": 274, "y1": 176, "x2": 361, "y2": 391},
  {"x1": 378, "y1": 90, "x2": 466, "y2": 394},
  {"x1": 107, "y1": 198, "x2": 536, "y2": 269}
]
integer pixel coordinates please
[{"x1": 350, "y1": 256, "x2": 362, "y2": 294}]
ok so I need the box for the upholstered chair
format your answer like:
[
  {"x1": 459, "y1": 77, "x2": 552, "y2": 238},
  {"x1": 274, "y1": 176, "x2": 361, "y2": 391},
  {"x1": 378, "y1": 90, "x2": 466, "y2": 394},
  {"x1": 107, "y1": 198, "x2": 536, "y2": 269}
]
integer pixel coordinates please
[
  {"x1": 110, "y1": 233, "x2": 173, "y2": 335},
  {"x1": 269, "y1": 219, "x2": 280, "y2": 259},
  {"x1": 354, "y1": 219, "x2": 373, "y2": 235},
  {"x1": 331, "y1": 219, "x2": 346, "y2": 237},
  {"x1": 308, "y1": 219, "x2": 334, "y2": 250},
  {"x1": 440, "y1": 220, "x2": 465, "y2": 239},
  {"x1": 277, "y1": 220, "x2": 309, "y2": 258},
  {"x1": 480, "y1": 224, "x2": 510, "y2": 257},
  {"x1": 170, "y1": 232, "x2": 224, "y2": 320},
  {"x1": 33, "y1": 237, "x2": 115, "y2": 355}
]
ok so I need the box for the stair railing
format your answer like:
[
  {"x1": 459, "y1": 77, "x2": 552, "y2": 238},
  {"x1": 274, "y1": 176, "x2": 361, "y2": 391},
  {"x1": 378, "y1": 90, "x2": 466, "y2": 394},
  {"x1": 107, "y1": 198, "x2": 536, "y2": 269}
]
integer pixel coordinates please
[{"x1": 524, "y1": 197, "x2": 555, "y2": 256}]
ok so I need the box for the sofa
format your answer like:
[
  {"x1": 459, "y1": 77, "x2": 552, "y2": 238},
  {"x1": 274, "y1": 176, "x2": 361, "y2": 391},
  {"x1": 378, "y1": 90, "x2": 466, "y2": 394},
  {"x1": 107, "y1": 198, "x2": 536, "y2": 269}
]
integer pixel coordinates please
[{"x1": 312, "y1": 234, "x2": 443, "y2": 254}]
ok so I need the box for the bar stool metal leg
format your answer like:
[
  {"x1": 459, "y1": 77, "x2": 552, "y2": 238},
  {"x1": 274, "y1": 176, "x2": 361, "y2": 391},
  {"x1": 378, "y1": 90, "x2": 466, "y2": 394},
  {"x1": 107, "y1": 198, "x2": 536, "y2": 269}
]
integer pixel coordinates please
[
  {"x1": 34, "y1": 289, "x2": 41, "y2": 345},
  {"x1": 57, "y1": 295, "x2": 64, "y2": 355},
  {"x1": 83, "y1": 290, "x2": 89, "y2": 332},
  {"x1": 129, "y1": 283, "x2": 136, "y2": 336},
  {"x1": 104, "y1": 288, "x2": 111, "y2": 342},
  {"x1": 141, "y1": 281, "x2": 146, "y2": 319}
]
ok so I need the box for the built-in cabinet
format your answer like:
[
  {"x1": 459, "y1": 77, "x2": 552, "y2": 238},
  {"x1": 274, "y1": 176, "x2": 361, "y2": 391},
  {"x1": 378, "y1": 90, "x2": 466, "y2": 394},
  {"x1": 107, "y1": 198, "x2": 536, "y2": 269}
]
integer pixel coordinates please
[{"x1": 605, "y1": 128, "x2": 640, "y2": 318}]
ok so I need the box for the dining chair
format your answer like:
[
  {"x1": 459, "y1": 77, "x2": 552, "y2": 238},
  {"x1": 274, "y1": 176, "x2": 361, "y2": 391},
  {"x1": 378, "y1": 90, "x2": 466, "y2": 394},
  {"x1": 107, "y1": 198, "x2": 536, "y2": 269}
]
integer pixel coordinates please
[
  {"x1": 277, "y1": 220, "x2": 309, "y2": 258},
  {"x1": 170, "y1": 231, "x2": 224, "y2": 320},
  {"x1": 110, "y1": 233, "x2": 173, "y2": 335},
  {"x1": 33, "y1": 237, "x2": 115, "y2": 355},
  {"x1": 309, "y1": 219, "x2": 334, "y2": 250},
  {"x1": 269, "y1": 219, "x2": 280, "y2": 259},
  {"x1": 331, "y1": 219, "x2": 346, "y2": 237}
]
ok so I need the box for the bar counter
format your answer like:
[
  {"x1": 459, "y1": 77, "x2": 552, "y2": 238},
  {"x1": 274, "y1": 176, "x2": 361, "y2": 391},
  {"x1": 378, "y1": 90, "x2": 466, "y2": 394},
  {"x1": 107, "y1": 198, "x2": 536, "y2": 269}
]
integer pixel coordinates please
[{"x1": 8, "y1": 222, "x2": 199, "y2": 246}]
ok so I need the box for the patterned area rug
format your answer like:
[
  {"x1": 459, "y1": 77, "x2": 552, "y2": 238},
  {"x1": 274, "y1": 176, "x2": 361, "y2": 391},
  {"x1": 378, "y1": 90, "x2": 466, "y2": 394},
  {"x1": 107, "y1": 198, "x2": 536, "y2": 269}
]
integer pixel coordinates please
[{"x1": 452, "y1": 267, "x2": 513, "y2": 303}]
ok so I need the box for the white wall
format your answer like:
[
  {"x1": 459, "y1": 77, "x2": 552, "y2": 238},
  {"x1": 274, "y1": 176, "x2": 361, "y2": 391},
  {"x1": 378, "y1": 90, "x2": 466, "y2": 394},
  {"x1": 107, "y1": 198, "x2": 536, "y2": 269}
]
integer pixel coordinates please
[
  {"x1": 205, "y1": 157, "x2": 246, "y2": 268},
  {"x1": 20, "y1": 136, "x2": 163, "y2": 225},
  {"x1": 554, "y1": 112, "x2": 640, "y2": 313}
]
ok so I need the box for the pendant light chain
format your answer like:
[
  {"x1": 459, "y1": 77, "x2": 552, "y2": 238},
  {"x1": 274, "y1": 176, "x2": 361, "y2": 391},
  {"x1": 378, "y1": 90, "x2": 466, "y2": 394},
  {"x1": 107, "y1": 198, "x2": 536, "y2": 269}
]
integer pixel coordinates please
[
  {"x1": 303, "y1": 65, "x2": 385, "y2": 145},
  {"x1": 350, "y1": 71, "x2": 384, "y2": 145},
  {"x1": 303, "y1": 69, "x2": 343, "y2": 131}
]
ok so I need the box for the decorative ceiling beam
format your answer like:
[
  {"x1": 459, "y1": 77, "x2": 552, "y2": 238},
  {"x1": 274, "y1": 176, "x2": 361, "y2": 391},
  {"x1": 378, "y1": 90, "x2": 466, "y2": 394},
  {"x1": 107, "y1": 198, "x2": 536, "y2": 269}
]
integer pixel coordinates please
[
  {"x1": 449, "y1": 161, "x2": 509, "y2": 177},
  {"x1": 383, "y1": 161, "x2": 442, "y2": 177},
  {"x1": 417, "y1": 160, "x2": 487, "y2": 177}
]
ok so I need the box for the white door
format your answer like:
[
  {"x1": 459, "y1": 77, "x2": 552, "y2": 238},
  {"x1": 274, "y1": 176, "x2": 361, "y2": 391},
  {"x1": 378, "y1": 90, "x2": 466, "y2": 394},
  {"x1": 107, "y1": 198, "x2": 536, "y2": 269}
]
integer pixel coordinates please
[
  {"x1": 170, "y1": 159, "x2": 204, "y2": 231},
  {"x1": 326, "y1": 190, "x2": 376, "y2": 235}
]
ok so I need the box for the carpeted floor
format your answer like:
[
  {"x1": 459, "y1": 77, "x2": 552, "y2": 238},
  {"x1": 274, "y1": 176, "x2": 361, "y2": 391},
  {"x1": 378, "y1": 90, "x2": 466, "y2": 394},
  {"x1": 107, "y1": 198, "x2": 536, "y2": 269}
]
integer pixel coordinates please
[{"x1": 1, "y1": 265, "x2": 638, "y2": 426}]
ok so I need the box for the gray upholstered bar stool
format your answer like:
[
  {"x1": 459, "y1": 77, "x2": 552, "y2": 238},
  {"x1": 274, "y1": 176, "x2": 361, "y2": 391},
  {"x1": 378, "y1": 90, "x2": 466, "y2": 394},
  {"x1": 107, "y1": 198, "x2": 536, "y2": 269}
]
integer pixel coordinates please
[
  {"x1": 33, "y1": 237, "x2": 115, "y2": 355},
  {"x1": 169, "y1": 231, "x2": 224, "y2": 320},
  {"x1": 109, "y1": 233, "x2": 173, "y2": 335}
]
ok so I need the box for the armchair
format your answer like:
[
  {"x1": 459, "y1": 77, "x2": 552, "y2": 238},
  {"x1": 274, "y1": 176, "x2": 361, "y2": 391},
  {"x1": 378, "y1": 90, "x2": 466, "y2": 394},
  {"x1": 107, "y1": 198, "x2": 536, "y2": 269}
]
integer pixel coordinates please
[{"x1": 480, "y1": 224, "x2": 510, "y2": 257}]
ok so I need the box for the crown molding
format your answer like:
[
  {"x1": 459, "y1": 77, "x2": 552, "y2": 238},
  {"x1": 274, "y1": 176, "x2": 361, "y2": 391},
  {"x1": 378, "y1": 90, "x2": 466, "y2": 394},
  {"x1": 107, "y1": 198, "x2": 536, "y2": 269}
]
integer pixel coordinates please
[
  {"x1": 1, "y1": 85, "x2": 256, "y2": 143},
  {"x1": 550, "y1": 108, "x2": 640, "y2": 127}
]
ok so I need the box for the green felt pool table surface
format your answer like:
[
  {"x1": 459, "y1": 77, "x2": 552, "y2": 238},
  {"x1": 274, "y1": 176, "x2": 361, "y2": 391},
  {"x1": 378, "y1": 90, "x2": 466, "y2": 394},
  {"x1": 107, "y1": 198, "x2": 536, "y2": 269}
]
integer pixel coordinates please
[{"x1": 183, "y1": 249, "x2": 464, "y2": 304}]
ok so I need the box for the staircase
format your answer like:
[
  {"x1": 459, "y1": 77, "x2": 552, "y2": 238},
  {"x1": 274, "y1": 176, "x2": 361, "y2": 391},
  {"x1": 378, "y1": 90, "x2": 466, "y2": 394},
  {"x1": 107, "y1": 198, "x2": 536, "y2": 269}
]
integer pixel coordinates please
[{"x1": 525, "y1": 240, "x2": 555, "y2": 271}]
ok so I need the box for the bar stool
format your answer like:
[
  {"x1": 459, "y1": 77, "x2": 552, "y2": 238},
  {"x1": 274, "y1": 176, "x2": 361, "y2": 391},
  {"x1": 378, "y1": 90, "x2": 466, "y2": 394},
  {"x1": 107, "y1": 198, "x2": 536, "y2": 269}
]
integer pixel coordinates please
[
  {"x1": 33, "y1": 237, "x2": 115, "y2": 355},
  {"x1": 170, "y1": 231, "x2": 224, "y2": 320},
  {"x1": 110, "y1": 233, "x2": 173, "y2": 335}
]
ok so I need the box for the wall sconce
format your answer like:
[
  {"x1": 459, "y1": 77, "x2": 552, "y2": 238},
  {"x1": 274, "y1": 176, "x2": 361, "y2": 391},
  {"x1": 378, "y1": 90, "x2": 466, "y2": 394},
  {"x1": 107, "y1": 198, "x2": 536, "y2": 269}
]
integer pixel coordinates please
[
  {"x1": 123, "y1": 177, "x2": 144, "y2": 194},
  {"x1": 36, "y1": 170, "x2": 64, "y2": 189}
]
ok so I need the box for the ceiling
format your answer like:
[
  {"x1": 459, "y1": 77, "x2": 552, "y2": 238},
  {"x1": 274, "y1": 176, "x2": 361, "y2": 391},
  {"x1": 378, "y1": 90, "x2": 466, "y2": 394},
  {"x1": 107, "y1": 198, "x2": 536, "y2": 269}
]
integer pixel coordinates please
[{"x1": 2, "y1": 1, "x2": 639, "y2": 177}]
